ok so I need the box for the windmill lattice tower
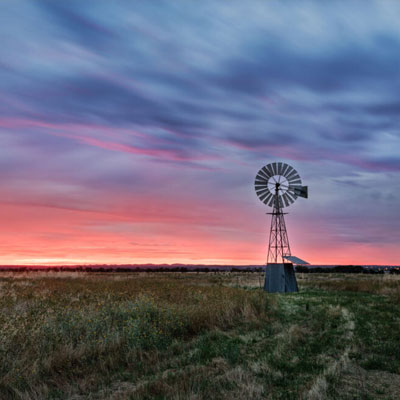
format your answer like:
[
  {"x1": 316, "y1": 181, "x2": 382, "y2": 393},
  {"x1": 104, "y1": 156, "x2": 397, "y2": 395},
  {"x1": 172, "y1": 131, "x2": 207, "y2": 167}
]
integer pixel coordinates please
[{"x1": 255, "y1": 162, "x2": 308, "y2": 293}]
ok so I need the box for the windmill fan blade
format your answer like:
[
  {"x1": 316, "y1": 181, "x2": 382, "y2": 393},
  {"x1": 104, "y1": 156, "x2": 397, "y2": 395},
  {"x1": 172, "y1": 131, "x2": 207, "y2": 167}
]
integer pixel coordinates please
[
  {"x1": 287, "y1": 172, "x2": 299, "y2": 180},
  {"x1": 258, "y1": 194, "x2": 270, "y2": 202},
  {"x1": 259, "y1": 191, "x2": 270, "y2": 201},
  {"x1": 285, "y1": 166, "x2": 296, "y2": 176},
  {"x1": 263, "y1": 193, "x2": 273, "y2": 205},
  {"x1": 262, "y1": 166, "x2": 273, "y2": 178},
  {"x1": 258, "y1": 169, "x2": 270, "y2": 180},
  {"x1": 285, "y1": 193, "x2": 295, "y2": 204},
  {"x1": 255, "y1": 178, "x2": 268, "y2": 186},
  {"x1": 278, "y1": 196, "x2": 284, "y2": 208},
  {"x1": 271, "y1": 162, "x2": 278, "y2": 176},
  {"x1": 281, "y1": 163, "x2": 290, "y2": 177},
  {"x1": 267, "y1": 195, "x2": 275, "y2": 207},
  {"x1": 277, "y1": 162, "x2": 283, "y2": 175},
  {"x1": 256, "y1": 193, "x2": 263, "y2": 200},
  {"x1": 255, "y1": 186, "x2": 268, "y2": 192},
  {"x1": 287, "y1": 188, "x2": 298, "y2": 199},
  {"x1": 286, "y1": 173, "x2": 298, "y2": 183},
  {"x1": 287, "y1": 173, "x2": 300, "y2": 183},
  {"x1": 283, "y1": 165, "x2": 294, "y2": 178},
  {"x1": 288, "y1": 178, "x2": 302, "y2": 185},
  {"x1": 286, "y1": 191, "x2": 297, "y2": 202},
  {"x1": 255, "y1": 185, "x2": 268, "y2": 193},
  {"x1": 266, "y1": 164, "x2": 275, "y2": 177},
  {"x1": 255, "y1": 183, "x2": 268, "y2": 191},
  {"x1": 256, "y1": 187, "x2": 269, "y2": 195},
  {"x1": 282, "y1": 193, "x2": 290, "y2": 207}
]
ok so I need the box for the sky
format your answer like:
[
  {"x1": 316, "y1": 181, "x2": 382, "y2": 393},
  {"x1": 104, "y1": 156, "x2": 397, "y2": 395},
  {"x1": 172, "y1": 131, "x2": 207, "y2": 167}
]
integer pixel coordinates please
[{"x1": 0, "y1": 0, "x2": 399, "y2": 265}]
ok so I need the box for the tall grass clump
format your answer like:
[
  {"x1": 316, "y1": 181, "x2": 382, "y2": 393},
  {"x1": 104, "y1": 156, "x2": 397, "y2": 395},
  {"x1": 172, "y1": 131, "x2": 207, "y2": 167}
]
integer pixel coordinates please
[
  {"x1": 39, "y1": 294, "x2": 187, "y2": 351},
  {"x1": 0, "y1": 295, "x2": 187, "y2": 393}
]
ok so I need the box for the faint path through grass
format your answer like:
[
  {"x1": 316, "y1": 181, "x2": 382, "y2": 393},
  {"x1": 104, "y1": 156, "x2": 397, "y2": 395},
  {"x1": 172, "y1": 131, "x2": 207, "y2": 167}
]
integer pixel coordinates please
[{"x1": 306, "y1": 307, "x2": 355, "y2": 399}]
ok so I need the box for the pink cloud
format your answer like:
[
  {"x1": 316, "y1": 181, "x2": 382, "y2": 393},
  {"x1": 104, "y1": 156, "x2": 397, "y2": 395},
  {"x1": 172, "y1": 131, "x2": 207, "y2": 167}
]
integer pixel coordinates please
[{"x1": 0, "y1": 117, "x2": 217, "y2": 162}]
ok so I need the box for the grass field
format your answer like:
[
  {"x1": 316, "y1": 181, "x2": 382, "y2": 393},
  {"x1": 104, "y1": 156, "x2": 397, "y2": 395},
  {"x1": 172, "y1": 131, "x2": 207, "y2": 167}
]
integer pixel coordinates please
[{"x1": 0, "y1": 272, "x2": 399, "y2": 399}]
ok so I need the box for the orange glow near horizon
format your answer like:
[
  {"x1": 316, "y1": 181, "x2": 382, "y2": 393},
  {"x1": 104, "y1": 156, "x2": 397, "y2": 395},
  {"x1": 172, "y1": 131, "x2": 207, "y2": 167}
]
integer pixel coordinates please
[{"x1": 0, "y1": 201, "x2": 398, "y2": 267}]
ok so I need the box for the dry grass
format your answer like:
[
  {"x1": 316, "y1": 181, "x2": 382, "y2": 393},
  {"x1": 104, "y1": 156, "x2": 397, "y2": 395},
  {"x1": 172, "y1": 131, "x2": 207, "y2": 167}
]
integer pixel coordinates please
[
  {"x1": 300, "y1": 273, "x2": 400, "y2": 302},
  {"x1": 1, "y1": 272, "x2": 400, "y2": 399},
  {"x1": 0, "y1": 273, "x2": 271, "y2": 399}
]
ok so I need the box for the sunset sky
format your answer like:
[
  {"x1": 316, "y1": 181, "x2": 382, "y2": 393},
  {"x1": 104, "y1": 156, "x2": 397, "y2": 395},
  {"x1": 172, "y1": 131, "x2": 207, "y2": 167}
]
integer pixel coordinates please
[{"x1": 0, "y1": 1, "x2": 399, "y2": 265}]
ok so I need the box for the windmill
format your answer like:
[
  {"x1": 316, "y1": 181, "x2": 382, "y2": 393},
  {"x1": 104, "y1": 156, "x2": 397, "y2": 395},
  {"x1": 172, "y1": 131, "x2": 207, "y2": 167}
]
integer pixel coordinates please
[{"x1": 255, "y1": 162, "x2": 309, "y2": 293}]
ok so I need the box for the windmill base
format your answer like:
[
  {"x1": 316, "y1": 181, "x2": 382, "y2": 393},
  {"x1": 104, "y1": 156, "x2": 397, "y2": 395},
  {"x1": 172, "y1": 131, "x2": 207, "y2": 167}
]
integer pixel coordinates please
[{"x1": 264, "y1": 263, "x2": 298, "y2": 293}]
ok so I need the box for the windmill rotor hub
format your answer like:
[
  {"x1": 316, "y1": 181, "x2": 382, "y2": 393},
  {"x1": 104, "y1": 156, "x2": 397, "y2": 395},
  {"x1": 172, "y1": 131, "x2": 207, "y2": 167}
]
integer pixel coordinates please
[{"x1": 267, "y1": 175, "x2": 289, "y2": 195}]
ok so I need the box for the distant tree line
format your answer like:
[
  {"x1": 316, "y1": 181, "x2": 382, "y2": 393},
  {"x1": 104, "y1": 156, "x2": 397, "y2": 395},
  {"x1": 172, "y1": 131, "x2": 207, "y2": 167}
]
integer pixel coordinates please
[
  {"x1": 0, "y1": 265, "x2": 266, "y2": 273},
  {"x1": 295, "y1": 265, "x2": 400, "y2": 274},
  {"x1": 1, "y1": 265, "x2": 399, "y2": 274}
]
